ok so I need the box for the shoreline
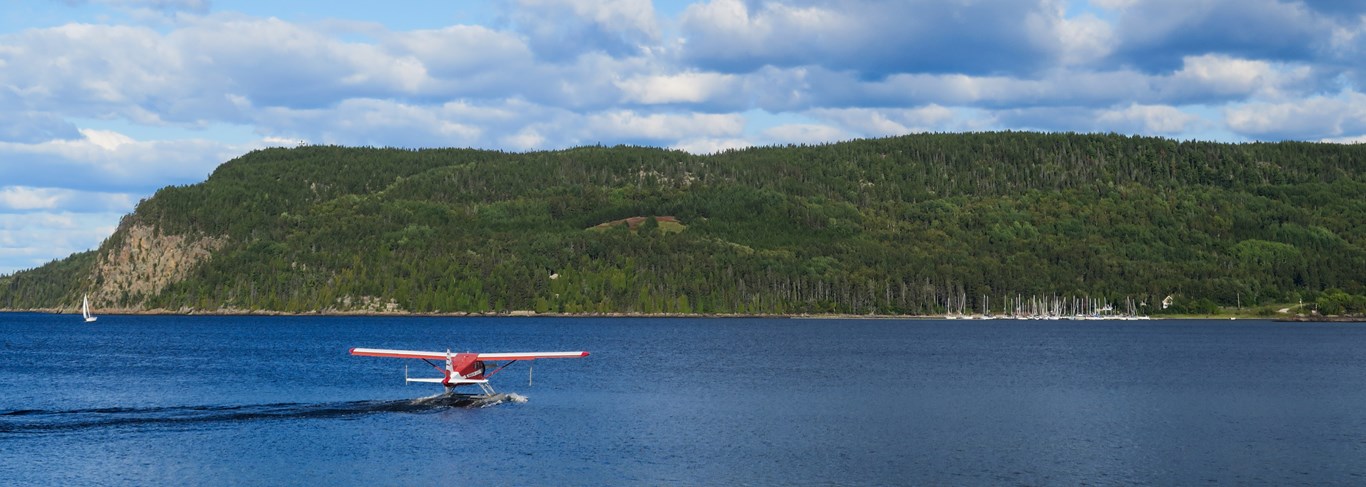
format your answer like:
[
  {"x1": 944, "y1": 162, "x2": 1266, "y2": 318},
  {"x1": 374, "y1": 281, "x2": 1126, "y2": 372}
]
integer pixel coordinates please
[
  {"x1": 1272, "y1": 315, "x2": 1366, "y2": 323},
  {"x1": 4, "y1": 307, "x2": 1358, "y2": 322}
]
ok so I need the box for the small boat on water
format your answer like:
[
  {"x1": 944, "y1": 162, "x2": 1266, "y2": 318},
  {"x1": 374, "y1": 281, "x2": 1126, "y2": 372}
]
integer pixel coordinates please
[{"x1": 82, "y1": 294, "x2": 97, "y2": 323}]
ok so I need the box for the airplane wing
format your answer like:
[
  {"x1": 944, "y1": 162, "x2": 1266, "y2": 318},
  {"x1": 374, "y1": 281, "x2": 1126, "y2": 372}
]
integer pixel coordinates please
[
  {"x1": 405, "y1": 377, "x2": 488, "y2": 384},
  {"x1": 474, "y1": 351, "x2": 590, "y2": 361},
  {"x1": 350, "y1": 348, "x2": 589, "y2": 360}
]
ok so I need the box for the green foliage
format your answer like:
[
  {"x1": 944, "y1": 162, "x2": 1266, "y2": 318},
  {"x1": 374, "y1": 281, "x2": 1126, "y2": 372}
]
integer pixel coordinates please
[
  {"x1": 1162, "y1": 297, "x2": 1222, "y2": 315},
  {"x1": 2, "y1": 133, "x2": 1365, "y2": 315},
  {"x1": 1317, "y1": 289, "x2": 1366, "y2": 316},
  {"x1": 0, "y1": 251, "x2": 97, "y2": 309}
]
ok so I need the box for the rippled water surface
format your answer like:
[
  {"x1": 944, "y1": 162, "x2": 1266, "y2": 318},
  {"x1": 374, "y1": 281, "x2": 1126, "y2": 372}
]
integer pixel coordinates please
[{"x1": 3, "y1": 314, "x2": 1365, "y2": 485}]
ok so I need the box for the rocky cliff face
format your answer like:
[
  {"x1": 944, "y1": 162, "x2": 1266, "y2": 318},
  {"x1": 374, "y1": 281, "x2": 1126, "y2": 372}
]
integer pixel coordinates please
[{"x1": 91, "y1": 224, "x2": 227, "y2": 305}]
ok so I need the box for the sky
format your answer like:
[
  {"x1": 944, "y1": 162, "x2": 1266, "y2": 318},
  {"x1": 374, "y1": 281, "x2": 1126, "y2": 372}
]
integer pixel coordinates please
[{"x1": 1, "y1": 0, "x2": 1365, "y2": 275}]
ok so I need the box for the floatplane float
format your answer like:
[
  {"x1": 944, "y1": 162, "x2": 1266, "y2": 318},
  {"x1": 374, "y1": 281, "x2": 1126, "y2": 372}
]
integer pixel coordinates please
[{"x1": 350, "y1": 347, "x2": 589, "y2": 405}]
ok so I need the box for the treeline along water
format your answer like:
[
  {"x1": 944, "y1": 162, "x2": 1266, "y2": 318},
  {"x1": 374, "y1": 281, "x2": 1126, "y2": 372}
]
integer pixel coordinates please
[
  {"x1": 4, "y1": 133, "x2": 1364, "y2": 315},
  {"x1": 2, "y1": 313, "x2": 1365, "y2": 485}
]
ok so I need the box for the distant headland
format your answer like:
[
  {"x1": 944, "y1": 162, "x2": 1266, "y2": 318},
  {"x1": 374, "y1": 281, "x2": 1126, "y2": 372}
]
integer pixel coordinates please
[{"x1": 2, "y1": 133, "x2": 1363, "y2": 318}]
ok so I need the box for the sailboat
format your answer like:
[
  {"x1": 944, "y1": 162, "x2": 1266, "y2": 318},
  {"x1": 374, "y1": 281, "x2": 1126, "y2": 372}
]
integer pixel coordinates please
[{"x1": 82, "y1": 294, "x2": 97, "y2": 323}]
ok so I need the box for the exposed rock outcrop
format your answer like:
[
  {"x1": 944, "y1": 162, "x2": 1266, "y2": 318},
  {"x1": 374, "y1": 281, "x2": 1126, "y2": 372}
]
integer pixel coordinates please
[{"x1": 91, "y1": 224, "x2": 227, "y2": 305}]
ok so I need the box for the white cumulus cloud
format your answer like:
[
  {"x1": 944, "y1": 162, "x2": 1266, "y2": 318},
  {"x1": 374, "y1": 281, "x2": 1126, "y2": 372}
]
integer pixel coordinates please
[
  {"x1": 616, "y1": 72, "x2": 739, "y2": 104},
  {"x1": 583, "y1": 110, "x2": 745, "y2": 142},
  {"x1": 510, "y1": 0, "x2": 660, "y2": 60},
  {"x1": 1225, "y1": 91, "x2": 1366, "y2": 140},
  {"x1": 0, "y1": 211, "x2": 125, "y2": 275},
  {"x1": 762, "y1": 124, "x2": 852, "y2": 145},
  {"x1": 671, "y1": 137, "x2": 755, "y2": 155},
  {"x1": 1163, "y1": 54, "x2": 1314, "y2": 101},
  {"x1": 1096, "y1": 103, "x2": 1202, "y2": 135}
]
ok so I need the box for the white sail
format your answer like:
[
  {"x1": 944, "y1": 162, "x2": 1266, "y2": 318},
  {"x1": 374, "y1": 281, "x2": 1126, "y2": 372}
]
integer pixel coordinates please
[{"x1": 82, "y1": 294, "x2": 97, "y2": 323}]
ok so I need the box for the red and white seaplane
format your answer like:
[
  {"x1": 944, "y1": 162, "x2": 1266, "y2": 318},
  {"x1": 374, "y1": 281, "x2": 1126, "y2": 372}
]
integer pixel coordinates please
[{"x1": 350, "y1": 347, "x2": 589, "y2": 396}]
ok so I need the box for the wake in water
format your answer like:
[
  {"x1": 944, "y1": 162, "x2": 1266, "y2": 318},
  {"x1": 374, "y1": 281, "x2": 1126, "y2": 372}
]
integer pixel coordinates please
[
  {"x1": 0, "y1": 393, "x2": 526, "y2": 435},
  {"x1": 409, "y1": 391, "x2": 528, "y2": 408}
]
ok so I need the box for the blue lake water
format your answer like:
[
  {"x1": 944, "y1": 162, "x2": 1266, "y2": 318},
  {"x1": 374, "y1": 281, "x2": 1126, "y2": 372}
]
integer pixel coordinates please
[{"x1": 2, "y1": 314, "x2": 1366, "y2": 485}]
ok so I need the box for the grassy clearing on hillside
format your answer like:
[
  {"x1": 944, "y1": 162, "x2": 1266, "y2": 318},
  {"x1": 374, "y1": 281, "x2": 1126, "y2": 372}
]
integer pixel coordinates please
[{"x1": 587, "y1": 216, "x2": 685, "y2": 234}]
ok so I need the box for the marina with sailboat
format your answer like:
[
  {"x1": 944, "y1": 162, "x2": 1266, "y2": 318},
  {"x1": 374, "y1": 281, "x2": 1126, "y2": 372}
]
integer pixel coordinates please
[{"x1": 944, "y1": 293, "x2": 1150, "y2": 320}]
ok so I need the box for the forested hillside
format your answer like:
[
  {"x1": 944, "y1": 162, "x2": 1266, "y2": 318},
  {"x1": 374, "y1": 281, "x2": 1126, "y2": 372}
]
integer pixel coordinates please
[{"x1": 3, "y1": 132, "x2": 1365, "y2": 315}]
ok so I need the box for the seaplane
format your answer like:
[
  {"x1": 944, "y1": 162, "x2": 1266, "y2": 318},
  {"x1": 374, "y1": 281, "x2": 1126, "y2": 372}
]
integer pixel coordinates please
[{"x1": 350, "y1": 347, "x2": 589, "y2": 397}]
